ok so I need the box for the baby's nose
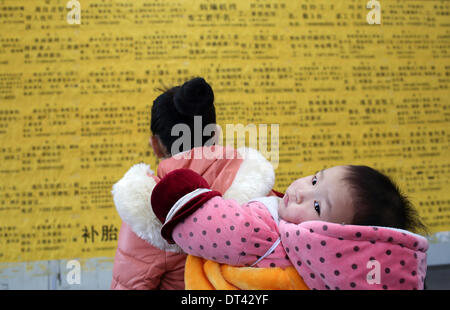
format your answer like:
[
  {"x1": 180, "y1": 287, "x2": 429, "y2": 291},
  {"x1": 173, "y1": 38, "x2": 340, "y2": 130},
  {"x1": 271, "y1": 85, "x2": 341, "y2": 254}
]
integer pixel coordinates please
[{"x1": 296, "y1": 189, "x2": 312, "y2": 204}]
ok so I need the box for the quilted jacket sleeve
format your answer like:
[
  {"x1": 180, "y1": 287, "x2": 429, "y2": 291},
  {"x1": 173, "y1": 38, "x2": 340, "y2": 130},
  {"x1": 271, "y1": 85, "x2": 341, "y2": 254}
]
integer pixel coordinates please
[{"x1": 172, "y1": 196, "x2": 281, "y2": 267}]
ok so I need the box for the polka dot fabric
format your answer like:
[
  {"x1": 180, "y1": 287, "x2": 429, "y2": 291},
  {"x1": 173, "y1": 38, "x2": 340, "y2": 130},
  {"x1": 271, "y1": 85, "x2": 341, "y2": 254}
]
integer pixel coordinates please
[
  {"x1": 172, "y1": 196, "x2": 291, "y2": 268},
  {"x1": 279, "y1": 220, "x2": 428, "y2": 290}
]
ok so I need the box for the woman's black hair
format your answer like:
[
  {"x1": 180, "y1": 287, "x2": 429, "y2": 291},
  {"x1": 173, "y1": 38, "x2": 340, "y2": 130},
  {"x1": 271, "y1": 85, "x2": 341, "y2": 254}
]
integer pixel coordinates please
[
  {"x1": 151, "y1": 77, "x2": 216, "y2": 156},
  {"x1": 342, "y1": 165, "x2": 428, "y2": 234}
]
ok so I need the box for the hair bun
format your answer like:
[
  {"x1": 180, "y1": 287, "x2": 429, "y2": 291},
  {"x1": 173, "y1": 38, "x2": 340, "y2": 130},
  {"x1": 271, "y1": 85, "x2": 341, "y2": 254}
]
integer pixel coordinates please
[{"x1": 173, "y1": 77, "x2": 214, "y2": 116}]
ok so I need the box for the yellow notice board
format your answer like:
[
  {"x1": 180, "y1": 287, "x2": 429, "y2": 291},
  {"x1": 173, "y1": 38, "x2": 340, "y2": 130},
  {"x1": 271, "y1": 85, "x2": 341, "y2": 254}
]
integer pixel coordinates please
[{"x1": 0, "y1": 0, "x2": 449, "y2": 262}]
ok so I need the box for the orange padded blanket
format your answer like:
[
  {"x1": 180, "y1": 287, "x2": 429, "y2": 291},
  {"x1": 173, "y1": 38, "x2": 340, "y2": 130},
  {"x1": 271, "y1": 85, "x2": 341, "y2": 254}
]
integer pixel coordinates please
[{"x1": 184, "y1": 255, "x2": 309, "y2": 290}]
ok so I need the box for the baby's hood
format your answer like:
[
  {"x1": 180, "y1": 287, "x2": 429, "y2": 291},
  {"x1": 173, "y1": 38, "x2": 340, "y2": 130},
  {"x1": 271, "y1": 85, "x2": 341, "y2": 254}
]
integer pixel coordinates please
[
  {"x1": 280, "y1": 220, "x2": 428, "y2": 290},
  {"x1": 112, "y1": 145, "x2": 275, "y2": 252}
]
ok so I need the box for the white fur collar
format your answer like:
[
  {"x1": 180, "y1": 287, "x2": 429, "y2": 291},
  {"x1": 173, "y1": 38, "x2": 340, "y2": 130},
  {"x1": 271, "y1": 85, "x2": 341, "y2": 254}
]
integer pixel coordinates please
[
  {"x1": 223, "y1": 147, "x2": 275, "y2": 203},
  {"x1": 112, "y1": 163, "x2": 183, "y2": 253}
]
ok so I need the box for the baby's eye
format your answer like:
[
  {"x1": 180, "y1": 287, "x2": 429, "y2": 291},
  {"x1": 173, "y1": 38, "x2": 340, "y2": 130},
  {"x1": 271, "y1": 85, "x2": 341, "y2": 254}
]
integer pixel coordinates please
[
  {"x1": 314, "y1": 201, "x2": 321, "y2": 216},
  {"x1": 312, "y1": 175, "x2": 318, "y2": 186}
]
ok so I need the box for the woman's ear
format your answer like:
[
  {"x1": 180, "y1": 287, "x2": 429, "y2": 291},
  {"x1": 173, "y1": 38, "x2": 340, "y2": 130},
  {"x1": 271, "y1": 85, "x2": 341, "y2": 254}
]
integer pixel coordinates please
[{"x1": 150, "y1": 136, "x2": 169, "y2": 159}]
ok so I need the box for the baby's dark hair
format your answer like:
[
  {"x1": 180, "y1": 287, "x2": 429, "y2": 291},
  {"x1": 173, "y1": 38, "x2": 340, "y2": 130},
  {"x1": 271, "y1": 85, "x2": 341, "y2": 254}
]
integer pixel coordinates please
[
  {"x1": 342, "y1": 165, "x2": 428, "y2": 234},
  {"x1": 151, "y1": 77, "x2": 216, "y2": 155}
]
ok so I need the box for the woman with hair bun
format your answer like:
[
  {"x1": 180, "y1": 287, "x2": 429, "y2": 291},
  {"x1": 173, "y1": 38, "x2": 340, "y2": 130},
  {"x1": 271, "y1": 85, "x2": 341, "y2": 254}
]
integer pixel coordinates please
[
  {"x1": 150, "y1": 77, "x2": 217, "y2": 158},
  {"x1": 111, "y1": 77, "x2": 279, "y2": 289}
]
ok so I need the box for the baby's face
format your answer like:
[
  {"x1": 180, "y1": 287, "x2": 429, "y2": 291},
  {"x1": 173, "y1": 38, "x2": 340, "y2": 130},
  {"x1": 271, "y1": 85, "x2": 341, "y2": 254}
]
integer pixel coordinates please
[{"x1": 278, "y1": 166, "x2": 354, "y2": 225}]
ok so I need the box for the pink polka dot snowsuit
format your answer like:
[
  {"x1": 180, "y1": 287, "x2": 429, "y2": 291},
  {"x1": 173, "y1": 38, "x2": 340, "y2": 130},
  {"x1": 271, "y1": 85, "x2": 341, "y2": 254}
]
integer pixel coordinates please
[{"x1": 172, "y1": 196, "x2": 428, "y2": 290}]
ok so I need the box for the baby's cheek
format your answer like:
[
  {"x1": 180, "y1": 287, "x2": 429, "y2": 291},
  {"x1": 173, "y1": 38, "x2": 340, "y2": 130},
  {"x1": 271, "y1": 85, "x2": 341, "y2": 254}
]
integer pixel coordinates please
[{"x1": 281, "y1": 207, "x2": 312, "y2": 224}]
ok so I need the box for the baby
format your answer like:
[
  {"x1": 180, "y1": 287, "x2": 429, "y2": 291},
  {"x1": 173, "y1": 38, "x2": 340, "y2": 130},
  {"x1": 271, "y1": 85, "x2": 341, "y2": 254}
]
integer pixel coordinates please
[{"x1": 151, "y1": 165, "x2": 429, "y2": 290}]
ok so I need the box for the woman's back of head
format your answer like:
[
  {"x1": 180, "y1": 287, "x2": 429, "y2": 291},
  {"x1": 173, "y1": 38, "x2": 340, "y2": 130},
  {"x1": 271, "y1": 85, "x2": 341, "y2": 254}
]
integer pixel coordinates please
[{"x1": 151, "y1": 77, "x2": 217, "y2": 157}]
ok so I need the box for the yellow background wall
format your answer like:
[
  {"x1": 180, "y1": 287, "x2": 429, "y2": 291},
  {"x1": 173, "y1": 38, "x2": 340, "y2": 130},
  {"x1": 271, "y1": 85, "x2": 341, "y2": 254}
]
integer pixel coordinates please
[{"x1": 0, "y1": 0, "x2": 449, "y2": 263}]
